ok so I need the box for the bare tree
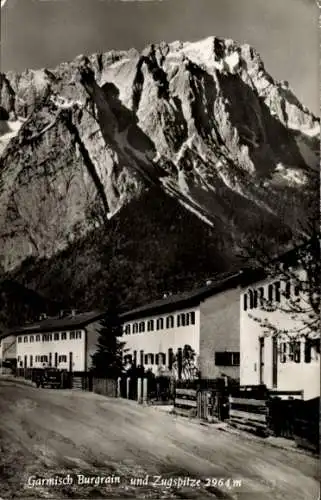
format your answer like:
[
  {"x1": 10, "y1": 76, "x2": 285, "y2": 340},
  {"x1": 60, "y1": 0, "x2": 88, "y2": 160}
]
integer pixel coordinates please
[
  {"x1": 172, "y1": 344, "x2": 200, "y2": 380},
  {"x1": 241, "y1": 220, "x2": 320, "y2": 342}
]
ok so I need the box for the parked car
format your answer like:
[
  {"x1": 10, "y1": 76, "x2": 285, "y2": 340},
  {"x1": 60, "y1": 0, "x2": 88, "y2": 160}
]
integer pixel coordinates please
[{"x1": 33, "y1": 368, "x2": 63, "y2": 389}]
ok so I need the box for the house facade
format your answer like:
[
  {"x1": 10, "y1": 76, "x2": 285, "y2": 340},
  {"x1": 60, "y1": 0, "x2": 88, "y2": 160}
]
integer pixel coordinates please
[
  {"x1": 240, "y1": 268, "x2": 320, "y2": 401},
  {"x1": 120, "y1": 273, "x2": 241, "y2": 380},
  {"x1": 0, "y1": 335, "x2": 16, "y2": 366},
  {"x1": 10, "y1": 311, "x2": 105, "y2": 372}
]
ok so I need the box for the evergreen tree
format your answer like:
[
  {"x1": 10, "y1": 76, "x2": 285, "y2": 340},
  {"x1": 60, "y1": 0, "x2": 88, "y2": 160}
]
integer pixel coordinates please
[{"x1": 91, "y1": 306, "x2": 126, "y2": 378}]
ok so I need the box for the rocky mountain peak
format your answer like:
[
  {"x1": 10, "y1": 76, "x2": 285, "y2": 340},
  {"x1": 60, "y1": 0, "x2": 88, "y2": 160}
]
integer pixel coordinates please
[{"x1": 0, "y1": 35, "x2": 319, "y2": 273}]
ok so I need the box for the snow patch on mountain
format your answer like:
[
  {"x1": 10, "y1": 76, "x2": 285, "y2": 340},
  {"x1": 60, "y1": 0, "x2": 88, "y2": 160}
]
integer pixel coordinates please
[{"x1": 0, "y1": 118, "x2": 25, "y2": 155}]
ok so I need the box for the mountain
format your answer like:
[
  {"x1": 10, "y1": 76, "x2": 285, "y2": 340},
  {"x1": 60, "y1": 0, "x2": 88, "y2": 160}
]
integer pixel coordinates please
[{"x1": 0, "y1": 36, "x2": 319, "y2": 324}]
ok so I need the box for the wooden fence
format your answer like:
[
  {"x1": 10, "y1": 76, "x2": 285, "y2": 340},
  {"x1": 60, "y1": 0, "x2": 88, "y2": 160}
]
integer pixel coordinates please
[
  {"x1": 173, "y1": 388, "x2": 198, "y2": 417},
  {"x1": 228, "y1": 395, "x2": 269, "y2": 436},
  {"x1": 92, "y1": 378, "x2": 117, "y2": 397}
]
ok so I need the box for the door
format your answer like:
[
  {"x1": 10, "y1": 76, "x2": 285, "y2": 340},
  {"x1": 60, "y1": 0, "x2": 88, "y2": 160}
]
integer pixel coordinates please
[
  {"x1": 24, "y1": 355, "x2": 27, "y2": 368},
  {"x1": 49, "y1": 353, "x2": 52, "y2": 367},
  {"x1": 29, "y1": 355, "x2": 33, "y2": 368},
  {"x1": 259, "y1": 337, "x2": 264, "y2": 385},
  {"x1": 54, "y1": 353, "x2": 58, "y2": 368},
  {"x1": 272, "y1": 336, "x2": 278, "y2": 388}
]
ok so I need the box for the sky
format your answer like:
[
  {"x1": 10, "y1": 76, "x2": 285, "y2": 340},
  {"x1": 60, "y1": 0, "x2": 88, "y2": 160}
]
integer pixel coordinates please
[{"x1": 0, "y1": 0, "x2": 319, "y2": 114}]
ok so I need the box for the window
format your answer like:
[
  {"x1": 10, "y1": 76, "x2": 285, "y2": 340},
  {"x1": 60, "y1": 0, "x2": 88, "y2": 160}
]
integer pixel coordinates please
[
  {"x1": 155, "y1": 354, "x2": 159, "y2": 365},
  {"x1": 248, "y1": 289, "x2": 254, "y2": 309},
  {"x1": 253, "y1": 290, "x2": 258, "y2": 308},
  {"x1": 139, "y1": 322, "x2": 145, "y2": 333},
  {"x1": 40, "y1": 355, "x2": 48, "y2": 363},
  {"x1": 284, "y1": 282, "x2": 291, "y2": 299},
  {"x1": 258, "y1": 287, "x2": 264, "y2": 306},
  {"x1": 29, "y1": 336, "x2": 34, "y2": 343},
  {"x1": 18, "y1": 337, "x2": 22, "y2": 343},
  {"x1": 70, "y1": 331, "x2": 75, "y2": 340},
  {"x1": 288, "y1": 341, "x2": 301, "y2": 363},
  {"x1": 304, "y1": 339, "x2": 320, "y2": 363},
  {"x1": 75, "y1": 331, "x2": 82, "y2": 339},
  {"x1": 54, "y1": 333, "x2": 60, "y2": 341},
  {"x1": 144, "y1": 354, "x2": 148, "y2": 365},
  {"x1": 279, "y1": 342, "x2": 287, "y2": 363},
  {"x1": 215, "y1": 352, "x2": 240, "y2": 366},
  {"x1": 177, "y1": 313, "x2": 188, "y2": 327},
  {"x1": 48, "y1": 334, "x2": 52, "y2": 341},
  {"x1": 36, "y1": 335, "x2": 41, "y2": 342},
  {"x1": 268, "y1": 284, "x2": 274, "y2": 302},
  {"x1": 156, "y1": 318, "x2": 164, "y2": 330},
  {"x1": 294, "y1": 284, "x2": 301, "y2": 296},
  {"x1": 133, "y1": 323, "x2": 139, "y2": 334},
  {"x1": 125, "y1": 324, "x2": 131, "y2": 335},
  {"x1": 190, "y1": 312, "x2": 195, "y2": 325},
  {"x1": 42, "y1": 334, "x2": 48, "y2": 342},
  {"x1": 24, "y1": 336, "x2": 28, "y2": 343},
  {"x1": 274, "y1": 281, "x2": 281, "y2": 302},
  {"x1": 159, "y1": 353, "x2": 166, "y2": 365},
  {"x1": 58, "y1": 355, "x2": 67, "y2": 363},
  {"x1": 61, "y1": 332, "x2": 67, "y2": 340},
  {"x1": 147, "y1": 353, "x2": 154, "y2": 364},
  {"x1": 166, "y1": 316, "x2": 174, "y2": 328},
  {"x1": 168, "y1": 348, "x2": 174, "y2": 370},
  {"x1": 147, "y1": 320, "x2": 154, "y2": 332},
  {"x1": 243, "y1": 294, "x2": 248, "y2": 311}
]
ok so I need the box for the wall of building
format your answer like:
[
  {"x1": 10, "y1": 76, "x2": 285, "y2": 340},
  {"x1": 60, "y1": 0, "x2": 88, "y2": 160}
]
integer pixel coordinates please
[
  {"x1": 0, "y1": 335, "x2": 16, "y2": 361},
  {"x1": 16, "y1": 329, "x2": 86, "y2": 371},
  {"x1": 240, "y1": 272, "x2": 320, "y2": 400},
  {"x1": 121, "y1": 306, "x2": 200, "y2": 375},
  {"x1": 199, "y1": 286, "x2": 240, "y2": 379}
]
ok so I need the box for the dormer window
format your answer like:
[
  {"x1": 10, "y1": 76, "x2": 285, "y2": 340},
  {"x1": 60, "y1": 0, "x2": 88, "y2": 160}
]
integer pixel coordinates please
[{"x1": 133, "y1": 323, "x2": 139, "y2": 334}]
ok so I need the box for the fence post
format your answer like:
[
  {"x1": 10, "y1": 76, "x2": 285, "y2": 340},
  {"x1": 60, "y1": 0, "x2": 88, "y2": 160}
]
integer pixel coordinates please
[
  {"x1": 126, "y1": 377, "x2": 130, "y2": 399},
  {"x1": 142, "y1": 377, "x2": 148, "y2": 404},
  {"x1": 117, "y1": 377, "x2": 121, "y2": 397},
  {"x1": 137, "y1": 378, "x2": 142, "y2": 403}
]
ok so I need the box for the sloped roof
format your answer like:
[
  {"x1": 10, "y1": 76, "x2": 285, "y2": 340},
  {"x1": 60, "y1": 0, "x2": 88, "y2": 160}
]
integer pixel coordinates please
[
  {"x1": 120, "y1": 271, "x2": 241, "y2": 321},
  {"x1": 5, "y1": 310, "x2": 106, "y2": 337}
]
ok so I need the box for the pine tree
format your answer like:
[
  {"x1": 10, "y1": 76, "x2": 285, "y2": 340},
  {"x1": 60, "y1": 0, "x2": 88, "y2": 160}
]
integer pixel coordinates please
[{"x1": 91, "y1": 307, "x2": 126, "y2": 378}]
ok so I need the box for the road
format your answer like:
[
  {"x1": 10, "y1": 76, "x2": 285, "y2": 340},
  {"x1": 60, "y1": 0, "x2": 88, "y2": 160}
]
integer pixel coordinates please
[{"x1": 0, "y1": 379, "x2": 319, "y2": 499}]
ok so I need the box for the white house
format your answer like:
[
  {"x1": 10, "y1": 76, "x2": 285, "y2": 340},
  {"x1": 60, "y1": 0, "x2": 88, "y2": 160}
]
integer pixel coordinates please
[
  {"x1": 120, "y1": 272, "x2": 241, "y2": 379},
  {"x1": 0, "y1": 334, "x2": 16, "y2": 370},
  {"x1": 240, "y1": 264, "x2": 320, "y2": 401},
  {"x1": 10, "y1": 310, "x2": 105, "y2": 372}
]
